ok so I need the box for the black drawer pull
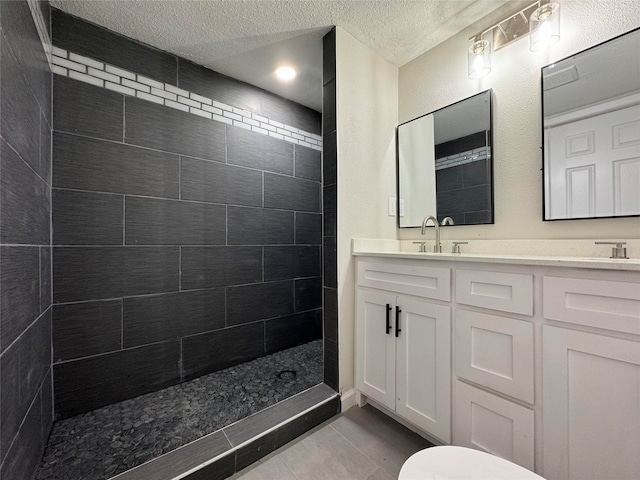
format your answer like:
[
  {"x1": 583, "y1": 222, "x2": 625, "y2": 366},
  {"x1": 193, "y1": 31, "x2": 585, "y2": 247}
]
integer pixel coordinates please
[
  {"x1": 395, "y1": 306, "x2": 402, "y2": 337},
  {"x1": 385, "y1": 304, "x2": 392, "y2": 334}
]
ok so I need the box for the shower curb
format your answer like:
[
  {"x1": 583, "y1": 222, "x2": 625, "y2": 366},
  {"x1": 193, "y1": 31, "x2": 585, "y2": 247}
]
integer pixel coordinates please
[{"x1": 110, "y1": 383, "x2": 340, "y2": 480}]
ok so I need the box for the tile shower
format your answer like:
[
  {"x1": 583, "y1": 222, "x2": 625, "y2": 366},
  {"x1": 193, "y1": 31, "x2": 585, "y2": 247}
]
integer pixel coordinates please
[{"x1": 0, "y1": 3, "x2": 337, "y2": 479}]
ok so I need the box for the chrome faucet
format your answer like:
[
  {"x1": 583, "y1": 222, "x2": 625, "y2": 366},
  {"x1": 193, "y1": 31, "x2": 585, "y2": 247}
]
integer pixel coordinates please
[
  {"x1": 442, "y1": 217, "x2": 455, "y2": 226},
  {"x1": 421, "y1": 216, "x2": 441, "y2": 253}
]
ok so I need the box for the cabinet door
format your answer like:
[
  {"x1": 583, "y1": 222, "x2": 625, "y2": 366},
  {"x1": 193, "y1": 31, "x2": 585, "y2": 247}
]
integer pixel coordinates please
[
  {"x1": 543, "y1": 326, "x2": 640, "y2": 480},
  {"x1": 454, "y1": 380, "x2": 535, "y2": 471},
  {"x1": 396, "y1": 297, "x2": 451, "y2": 442},
  {"x1": 356, "y1": 290, "x2": 396, "y2": 410}
]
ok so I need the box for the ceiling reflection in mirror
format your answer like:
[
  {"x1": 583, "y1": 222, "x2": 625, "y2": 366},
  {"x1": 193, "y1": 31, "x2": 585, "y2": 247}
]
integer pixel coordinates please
[
  {"x1": 543, "y1": 28, "x2": 640, "y2": 220},
  {"x1": 397, "y1": 90, "x2": 493, "y2": 228}
]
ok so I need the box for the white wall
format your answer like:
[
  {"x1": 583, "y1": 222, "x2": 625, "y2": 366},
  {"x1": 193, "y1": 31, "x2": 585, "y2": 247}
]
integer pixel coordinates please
[
  {"x1": 398, "y1": 0, "x2": 640, "y2": 242},
  {"x1": 335, "y1": 27, "x2": 398, "y2": 393}
]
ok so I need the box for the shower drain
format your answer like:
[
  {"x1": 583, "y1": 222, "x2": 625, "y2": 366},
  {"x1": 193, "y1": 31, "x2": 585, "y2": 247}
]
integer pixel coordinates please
[{"x1": 277, "y1": 369, "x2": 297, "y2": 380}]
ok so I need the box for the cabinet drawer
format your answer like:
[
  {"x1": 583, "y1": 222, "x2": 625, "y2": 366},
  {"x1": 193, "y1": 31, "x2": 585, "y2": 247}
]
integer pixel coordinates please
[
  {"x1": 455, "y1": 310, "x2": 534, "y2": 403},
  {"x1": 456, "y1": 269, "x2": 533, "y2": 315},
  {"x1": 454, "y1": 380, "x2": 535, "y2": 471},
  {"x1": 357, "y1": 260, "x2": 451, "y2": 301},
  {"x1": 543, "y1": 276, "x2": 640, "y2": 334}
]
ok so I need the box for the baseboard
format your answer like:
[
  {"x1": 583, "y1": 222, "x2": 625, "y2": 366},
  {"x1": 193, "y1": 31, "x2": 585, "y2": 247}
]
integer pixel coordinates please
[{"x1": 340, "y1": 388, "x2": 357, "y2": 411}]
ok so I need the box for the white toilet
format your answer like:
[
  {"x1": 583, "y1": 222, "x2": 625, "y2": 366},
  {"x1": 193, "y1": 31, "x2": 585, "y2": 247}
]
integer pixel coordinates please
[{"x1": 399, "y1": 446, "x2": 546, "y2": 480}]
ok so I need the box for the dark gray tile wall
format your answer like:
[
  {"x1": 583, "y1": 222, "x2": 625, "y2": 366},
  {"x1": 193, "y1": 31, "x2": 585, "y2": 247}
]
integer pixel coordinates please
[
  {"x1": 51, "y1": 11, "x2": 323, "y2": 419},
  {"x1": 0, "y1": 1, "x2": 52, "y2": 478},
  {"x1": 436, "y1": 157, "x2": 492, "y2": 224},
  {"x1": 322, "y1": 29, "x2": 339, "y2": 391}
]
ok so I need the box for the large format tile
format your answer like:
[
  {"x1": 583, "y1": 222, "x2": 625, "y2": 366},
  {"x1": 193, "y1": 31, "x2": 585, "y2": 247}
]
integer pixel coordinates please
[
  {"x1": 182, "y1": 322, "x2": 265, "y2": 380},
  {"x1": 52, "y1": 300, "x2": 122, "y2": 362},
  {"x1": 264, "y1": 246, "x2": 320, "y2": 281},
  {"x1": 323, "y1": 287, "x2": 338, "y2": 343},
  {"x1": 53, "y1": 246, "x2": 179, "y2": 302},
  {"x1": 323, "y1": 29, "x2": 336, "y2": 86},
  {"x1": 0, "y1": 39, "x2": 42, "y2": 175},
  {"x1": 294, "y1": 212, "x2": 321, "y2": 245},
  {"x1": 0, "y1": 392, "x2": 44, "y2": 480},
  {"x1": 323, "y1": 338, "x2": 339, "y2": 392},
  {"x1": 260, "y1": 91, "x2": 321, "y2": 135},
  {"x1": 53, "y1": 189, "x2": 124, "y2": 245},
  {"x1": 323, "y1": 236, "x2": 337, "y2": 288},
  {"x1": 226, "y1": 281, "x2": 294, "y2": 326},
  {"x1": 331, "y1": 405, "x2": 432, "y2": 478},
  {"x1": 53, "y1": 75, "x2": 123, "y2": 142},
  {"x1": 227, "y1": 206, "x2": 294, "y2": 246},
  {"x1": 264, "y1": 174, "x2": 320, "y2": 213},
  {"x1": 322, "y1": 80, "x2": 337, "y2": 135},
  {"x1": 123, "y1": 288, "x2": 225, "y2": 347},
  {"x1": 54, "y1": 340, "x2": 181, "y2": 418},
  {"x1": 225, "y1": 384, "x2": 338, "y2": 447},
  {"x1": 234, "y1": 450, "x2": 297, "y2": 480},
  {"x1": 0, "y1": 139, "x2": 50, "y2": 245},
  {"x1": 0, "y1": 341, "x2": 20, "y2": 461},
  {"x1": 41, "y1": 369, "x2": 54, "y2": 447},
  {"x1": 181, "y1": 246, "x2": 262, "y2": 290},
  {"x1": 19, "y1": 311, "x2": 52, "y2": 408},
  {"x1": 125, "y1": 197, "x2": 226, "y2": 245},
  {"x1": 181, "y1": 156, "x2": 262, "y2": 207},
  {"x1": 227, "y1": 126, "x2": 294, "y2": 176},
  {"x1": 0, "y1": 0, "x2": 51, "y2": 122},
  {"x1": 177, "y1": 59, "x2": 261, "y2": 114},
  {"x1": 125, "y1": 97, "x2": 225, "y2": 161},
  {"x1": 182, "y1": 452, "x2": 236, "y2": 480},
  {"x1": 53, "y1": 132, "x2": 180, "y2": 198},
  {"x1": 40, "y1": 111, "x2": 52, "y2": 184},
  {"x1": 323, "y1": 184, "x2": 337, "y2": 237},
  {"x1": 52, "y1": 9, "x2": 177, "y2": 85},
  {"x1": 112, "y1": 431, "x2": 232, "y2": 480},
  {"x1": 278, "y1": 422, "x2": 378, "y2": 480},
  {"x1": 295, "y1": 277, "x2": 322, "y2": 312},
  {"x1": 322, "y1": 131, "x2": 337, "y2": 186},
  {"x1": 294, "y1": 145, "x2": 321, "y2": 181},
  {"x1": 40, "y1": 247, "x2": 52, "y2": 313},
  {"x1": 0, "y1": 246, "x2": 41, "y2": 351},
  {"x1": 462, "y1": 157, "x2": 491, "y2": 187},
  {"x1": 265, "y1": 309, "x2": 322, "y2": 353}
]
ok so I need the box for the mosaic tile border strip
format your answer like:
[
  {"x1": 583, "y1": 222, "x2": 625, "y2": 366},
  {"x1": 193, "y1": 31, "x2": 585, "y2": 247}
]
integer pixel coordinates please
[
  {"x1": 51, "y1": 47, "x2": 323, "y2": 151},
  {"x1": 435, "y1": 146, "x2": 489, "y2": 170}
]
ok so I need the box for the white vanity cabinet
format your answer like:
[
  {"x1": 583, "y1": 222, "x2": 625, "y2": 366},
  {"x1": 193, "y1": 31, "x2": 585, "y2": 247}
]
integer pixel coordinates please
[
  {"x1": 353, "y1": 251, "x2": 640, "y2": 480},
  {"x1": 356, "y1": 259, "x2": 452, "y2": 443},
  {"x1": 542, "y1": 276, "x2": 640, "y2": 480}
]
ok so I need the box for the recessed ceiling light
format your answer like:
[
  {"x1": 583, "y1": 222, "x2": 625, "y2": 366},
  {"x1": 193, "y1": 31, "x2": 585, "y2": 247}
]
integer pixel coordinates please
[{"x1": 275, "y1": 66, "x2": 296, "y2": 81}]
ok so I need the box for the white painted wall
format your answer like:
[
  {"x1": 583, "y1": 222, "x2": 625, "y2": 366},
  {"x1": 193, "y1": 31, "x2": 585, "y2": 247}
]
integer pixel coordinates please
[
  {"x1": 398, "y1": 0, "x2": 640, "y2": 242},
  {"x1": 335, "y1": 27, "x2": 398, "y2": 393}
]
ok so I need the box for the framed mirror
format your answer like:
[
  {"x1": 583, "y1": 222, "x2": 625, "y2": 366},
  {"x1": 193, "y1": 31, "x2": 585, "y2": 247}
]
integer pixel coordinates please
[
  {"x1": 542, "y1": 28, "x2": 640, "y2": 220},
  {"x1": 397, "y1": 90, "x2": 493, "y2": 227}
]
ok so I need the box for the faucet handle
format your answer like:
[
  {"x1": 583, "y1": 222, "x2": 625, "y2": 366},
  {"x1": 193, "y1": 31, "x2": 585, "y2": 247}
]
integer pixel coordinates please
[
  {"x1": 451, "y1": 241, "x2": 468, "y2": 254},
  {"x1": 412, "y1": 241, "x2": 427, "y2": 253},
  {"x1": 594, "y1": 241, "x2": 628, "y2": 259}
]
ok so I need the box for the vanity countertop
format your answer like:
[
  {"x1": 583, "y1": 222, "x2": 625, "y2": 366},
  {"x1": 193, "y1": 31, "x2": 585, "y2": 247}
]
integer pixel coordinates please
[{"x1": 352, "y1": 239, "x2": 640, "y2": 271}]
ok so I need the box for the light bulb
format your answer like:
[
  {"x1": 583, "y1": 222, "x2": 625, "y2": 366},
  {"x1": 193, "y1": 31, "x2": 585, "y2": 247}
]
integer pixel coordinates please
[{"x1": 275, "y1": 66, "x2": 296, "y2": 81}]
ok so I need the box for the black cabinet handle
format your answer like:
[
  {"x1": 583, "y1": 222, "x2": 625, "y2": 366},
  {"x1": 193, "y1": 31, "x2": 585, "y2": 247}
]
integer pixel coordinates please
[
  {"x1": 395, "y1": 306, "x2": 402, "y2": 337},
  {"x1": 385, "y1": 304, "x2": 392, "y2": 334}
]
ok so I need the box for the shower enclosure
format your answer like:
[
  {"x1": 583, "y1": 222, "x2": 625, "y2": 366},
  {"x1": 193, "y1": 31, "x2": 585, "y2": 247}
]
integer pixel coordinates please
[{"x1": 11, "y1": 7, "x2": 336, "y2": 479}]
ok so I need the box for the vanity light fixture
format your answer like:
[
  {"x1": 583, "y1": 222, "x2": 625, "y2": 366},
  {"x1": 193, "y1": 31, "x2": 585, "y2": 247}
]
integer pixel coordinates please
[
  {"x1": 530, "y1": 1, "x2": 560, "y2": 51},
  {"x1": 275, "y1": 66, "x2": 296, "y2": 81},
  {"x1": 468, "y1": 35, "x2": 491, "y2": 79},
  {"x1": 468, "y1": 0, "x2": 560, "y2": 79}
]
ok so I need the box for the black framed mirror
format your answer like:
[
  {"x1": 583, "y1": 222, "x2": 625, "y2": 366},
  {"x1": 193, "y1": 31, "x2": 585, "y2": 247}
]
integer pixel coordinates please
[
  {"x1": 397, "y1": 90, "x2": 493, "y2": 227},
  {"x1": 542, "y1": 28, "x2": 640, "y2": 221}
]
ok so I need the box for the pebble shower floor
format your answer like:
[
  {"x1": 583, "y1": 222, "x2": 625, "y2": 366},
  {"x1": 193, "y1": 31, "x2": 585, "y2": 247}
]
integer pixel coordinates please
[{"x1": 36, "y1": 340, "x2": 323, "y2": 480}]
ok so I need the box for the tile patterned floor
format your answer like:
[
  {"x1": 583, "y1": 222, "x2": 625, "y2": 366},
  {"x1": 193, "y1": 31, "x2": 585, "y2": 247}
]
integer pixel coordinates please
[
  {"x1": 36, "y1": 340, "x2": 323, "y2": 480},
  {"x1": 231, "y1": 403, "x2": 434, "y2": 480}
]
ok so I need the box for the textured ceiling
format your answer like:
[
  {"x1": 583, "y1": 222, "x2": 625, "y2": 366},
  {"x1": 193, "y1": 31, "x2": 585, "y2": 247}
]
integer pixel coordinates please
[{"x1": 50, "y1": 0, "x2": 514, "y2": 111}]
